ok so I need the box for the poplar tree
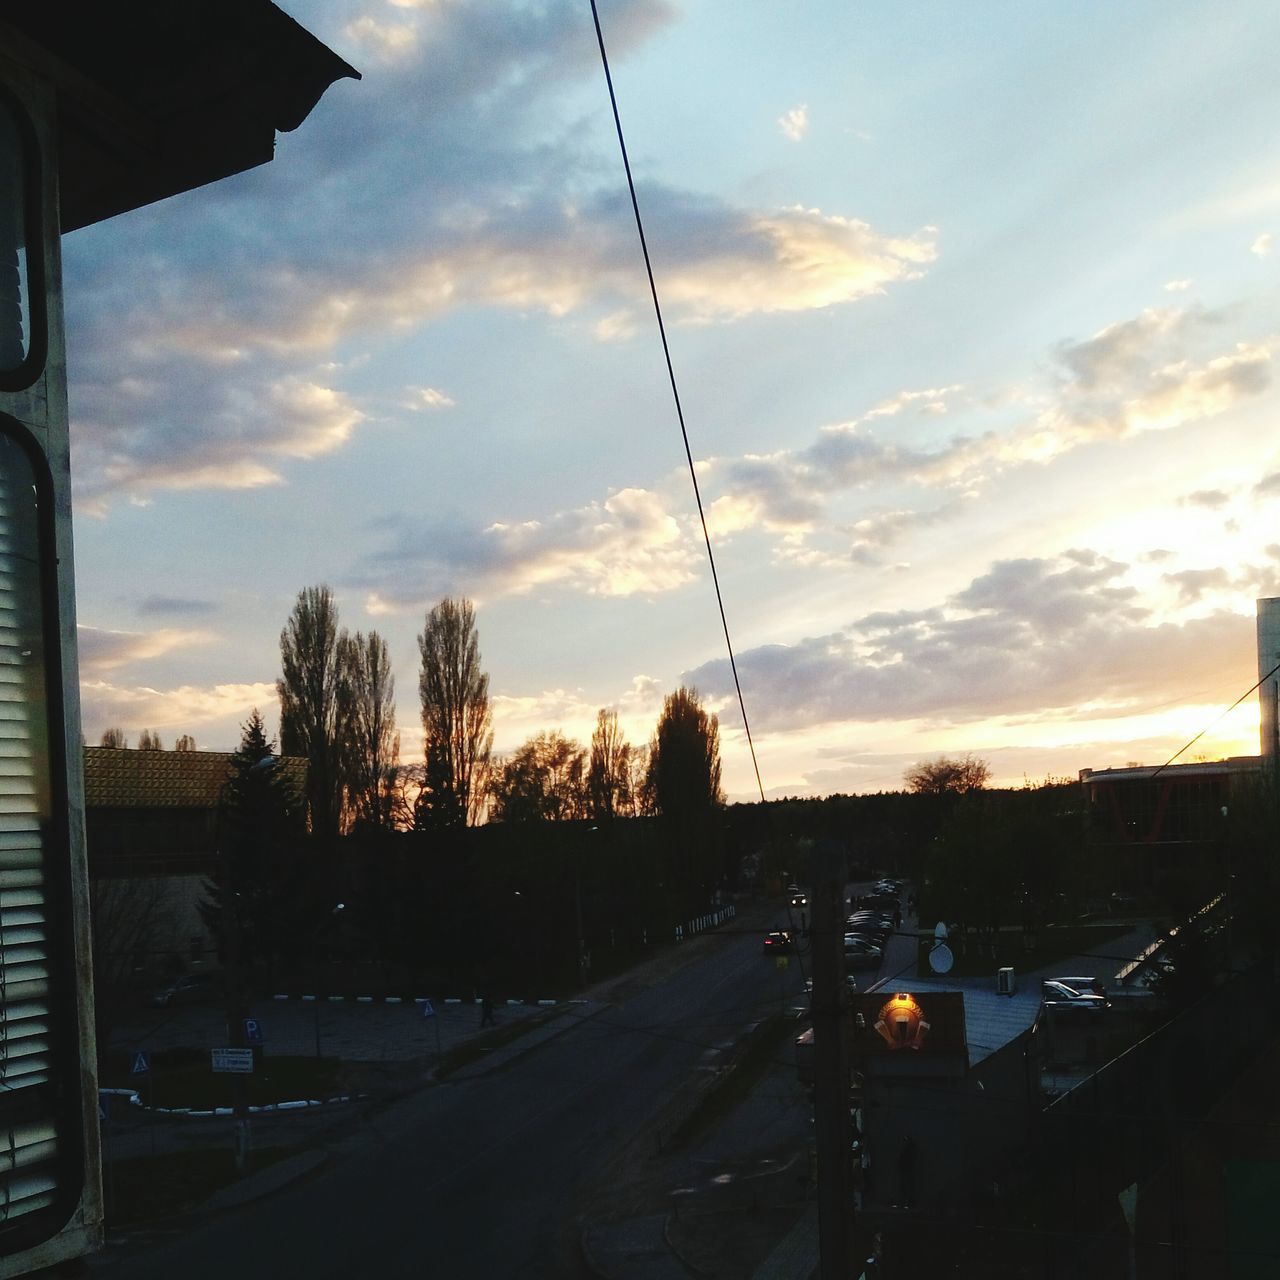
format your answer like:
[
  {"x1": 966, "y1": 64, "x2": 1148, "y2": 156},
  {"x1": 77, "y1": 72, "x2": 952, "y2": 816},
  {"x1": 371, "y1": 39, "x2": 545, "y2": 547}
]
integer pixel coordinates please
[
  {"x1": 337, "y1": 630, "x2": 398, "y2": 830},
  {"x1": 417, "y1": 597, "x2": 492, "y2": 827},
  {"x1": 278, "y1": 585, "x2": 343, "y2": 839}
]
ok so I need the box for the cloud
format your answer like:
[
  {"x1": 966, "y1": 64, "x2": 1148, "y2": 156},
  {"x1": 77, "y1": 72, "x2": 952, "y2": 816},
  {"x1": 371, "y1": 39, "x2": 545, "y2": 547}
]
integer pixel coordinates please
[
  {"x1": 359, "y1": 486, "x2": 699, "y2": 611},
  {"x1": 1255, "y1": 472, "x2": 1280, "y2": 497},
  {"x1": 362, "y1": 296, "x2": 1277, "y2": 606},
  {"x1": 135, "y1": 595, "x2": 219, "y2": 618},
  {"x1": 344, "y1": 14, "x2": 418, "y2": 61},
  {"x1": 778, "y1": 104, "x2": 809, "y2": 142},
  {"x1": 843, "y1": 505, "x2": 956, "y2": 565},
  {"x1": 1164, "y1": 279, "x2": 1192, "y2": 292},
  {"x1": 70, "y1": 363, "x2": 365, "y2": 506},
  {"x1": 79, "y1": 680, "x2": 279, "y2": 741},
  {"x1": 403, "y1": 385, "x2": 456, "y2": 411},
  {"x1": 354, "y1": 295, "x2": 1274, "y2": 608},
  {"x1": 1181, "y1": 488, "x2": 1230, "y2": 509},
  {"x1": 77, "y1": 626, "x2": 214, "y2": 676},
  {"x1": 63, "y1": 0, "x2": 930, "y2": 506},
  {"x1": 861, "y1": 386, "x2": 962, "y2": 421},
  {"x1": 1252, "y1": 232, "x2": 1273, "y2": 257},
  {"x1": 1163, "y1": 567, "x2": 1234, "y2": 603},
  {"x1": 685, "y1": 550, "x2": 1254, "y2": 733},
  {"x1": 695, "y1": 307, "x2": 1273, "y2": 551}
]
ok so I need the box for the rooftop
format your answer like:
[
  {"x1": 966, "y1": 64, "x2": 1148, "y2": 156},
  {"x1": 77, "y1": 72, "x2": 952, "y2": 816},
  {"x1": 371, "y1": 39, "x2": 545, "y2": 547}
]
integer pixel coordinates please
[
  {"x1": 2, "y1": 0, "x2": 359, "y2": 232},
  {"x1": 83, "y1": 747, "x2": 306, "y2": 809},
  {"x1": 866, "y1": 973, "x2": 1042, "y2": 1068}
]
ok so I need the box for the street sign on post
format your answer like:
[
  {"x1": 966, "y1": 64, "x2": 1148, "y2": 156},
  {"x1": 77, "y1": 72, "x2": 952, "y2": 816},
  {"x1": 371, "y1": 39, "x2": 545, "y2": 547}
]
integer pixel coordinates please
[
  {"x1": 421, "y1": 999, "x2": 435, "y2": 1019},
  {"x1": 211, "y1": 1048, "x2": 255, "y2": 1074},
  {"x1": 244, "y1": 1018, "x2": 264, "y2": 1045},
  {"x1": 130, "y1": 1052, "x2": 150, "y2": 1077}
]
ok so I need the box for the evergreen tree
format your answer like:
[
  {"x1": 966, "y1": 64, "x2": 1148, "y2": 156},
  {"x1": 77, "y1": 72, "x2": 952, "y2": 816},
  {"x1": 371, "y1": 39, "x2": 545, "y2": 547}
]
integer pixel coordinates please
[{"x1": 200, "y1": 711, "x2": 306, "y2": 974}]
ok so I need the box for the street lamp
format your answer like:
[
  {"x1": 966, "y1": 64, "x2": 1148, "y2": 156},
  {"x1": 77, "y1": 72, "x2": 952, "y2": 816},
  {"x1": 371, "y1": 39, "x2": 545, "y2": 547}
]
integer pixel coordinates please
[{"x1": 313, "y1": 902, "x2": 345, "y2": 1058}]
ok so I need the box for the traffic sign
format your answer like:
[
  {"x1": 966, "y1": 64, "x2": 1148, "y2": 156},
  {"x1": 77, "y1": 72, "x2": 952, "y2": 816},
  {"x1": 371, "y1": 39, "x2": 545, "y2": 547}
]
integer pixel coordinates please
[
  {"x1": 130, "y1": 1051, "x2": 150, "y2": 1076},
  {"x1": 244, "y1": 1017, "x2": 264, "y2": 1045},
  {"x1": 211, "y1": 1048, "x2": 255, "y2": 1074},
  {"x1": 421, "y1": 999, "x2": 435, "y2": 1019}
]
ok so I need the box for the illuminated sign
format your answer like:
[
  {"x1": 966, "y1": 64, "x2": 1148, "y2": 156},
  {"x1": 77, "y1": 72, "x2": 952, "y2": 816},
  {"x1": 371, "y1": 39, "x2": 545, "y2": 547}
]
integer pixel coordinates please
[{"x1": 874, "y1": 993, "x2": 930, "y2": 1050}]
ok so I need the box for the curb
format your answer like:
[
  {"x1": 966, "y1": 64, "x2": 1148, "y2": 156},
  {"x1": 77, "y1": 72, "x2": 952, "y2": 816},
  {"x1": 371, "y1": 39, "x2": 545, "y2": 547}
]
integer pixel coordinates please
[
  {"x1": 125, "y1": 1093, "x2": 360, "y2": 1118},
  {"x1": 271, "y1": 993, "x2": 564, "y2": 1005}
]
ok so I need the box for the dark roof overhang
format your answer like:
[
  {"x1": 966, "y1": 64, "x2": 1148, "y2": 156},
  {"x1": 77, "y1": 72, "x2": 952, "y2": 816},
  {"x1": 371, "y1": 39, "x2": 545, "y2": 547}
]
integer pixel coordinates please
[{"x1": 0, "y1": 0, "x2": 359, "y2": 232}]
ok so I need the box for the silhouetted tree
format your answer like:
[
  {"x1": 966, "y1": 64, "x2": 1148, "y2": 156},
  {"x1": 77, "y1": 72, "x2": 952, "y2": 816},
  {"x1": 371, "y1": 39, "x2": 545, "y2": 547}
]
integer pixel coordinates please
[
  {"x1": 645, "y1": 688, "x2": 724, "y2": 908},
  {"x1": 137, "y1": 728, "x2": 162, "y2": 751},
  {"x1": 490, "y1": 731, "x2": 587, "y2": 822},
  {"x1": 904, "y1": 753, "x2": 991, "y2": 795},
  {"x1": 645, "y1": 687, "x2": 723, "y2": 825},
  {"x1": 278, "y1": 585, "x2": 344, "y2": 840},
  {"x1": 587, "y1": 709, "x2": 632, "y2": 822},
  {"x1": 174, "y1": 734, "x2": 197, "y2": 751},
  {"x1": 417, "y1": 597, "x2": 492, "y2": 827},
  {"x1": 200, "y1": 711, "x2": 305, "y2": 973},
  {"x1": 100, "y1": 727, "x2": 128, "y2": 749},
  {"x1": 90, "y1": 875, "x2": 169, "y2": 1045},
  {"x1": 337, "y1": 630, "x2": 398, "y2": 831}
]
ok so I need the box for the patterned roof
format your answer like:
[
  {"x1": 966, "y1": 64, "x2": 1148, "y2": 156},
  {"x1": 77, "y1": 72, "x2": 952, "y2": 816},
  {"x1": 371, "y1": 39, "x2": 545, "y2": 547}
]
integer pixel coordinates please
[{"x1": 82, "y1": 747, "x2": 307, "y2": 809}]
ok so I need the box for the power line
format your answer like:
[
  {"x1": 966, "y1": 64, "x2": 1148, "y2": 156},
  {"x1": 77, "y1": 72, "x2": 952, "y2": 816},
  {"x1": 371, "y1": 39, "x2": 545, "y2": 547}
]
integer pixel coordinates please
[
  {"x1": 1150, "y1": 658, "x2": 1280, "y2": 779},
  {"x1": 589, "y1": 0, "x2": 765, "y2": 805}
]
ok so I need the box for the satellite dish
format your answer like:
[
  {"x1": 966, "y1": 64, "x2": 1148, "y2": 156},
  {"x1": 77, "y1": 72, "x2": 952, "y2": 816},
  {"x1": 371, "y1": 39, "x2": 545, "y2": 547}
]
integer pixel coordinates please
[
  {"x1": 933, "y1": 921, "x2": 949, "y2": 941},
  {"x1": 928, "y1": 942, "x2": 954, "y2": 974}
]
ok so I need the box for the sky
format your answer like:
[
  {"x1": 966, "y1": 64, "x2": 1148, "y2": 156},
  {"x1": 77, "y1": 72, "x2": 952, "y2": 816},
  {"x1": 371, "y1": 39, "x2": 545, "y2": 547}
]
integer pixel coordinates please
[{"x1": 61, "y1": 0, "x2": 1280, "y2": 800}]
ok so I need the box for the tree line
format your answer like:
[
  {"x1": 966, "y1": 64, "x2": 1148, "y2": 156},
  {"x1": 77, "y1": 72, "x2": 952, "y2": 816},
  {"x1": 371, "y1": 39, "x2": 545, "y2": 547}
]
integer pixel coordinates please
[{"x1": 273, "y1": 585, "x2": 724, "y2": 838}]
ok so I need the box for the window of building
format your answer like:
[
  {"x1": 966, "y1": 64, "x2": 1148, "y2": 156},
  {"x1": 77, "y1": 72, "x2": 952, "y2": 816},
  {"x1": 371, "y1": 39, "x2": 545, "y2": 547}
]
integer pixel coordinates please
[
  {"x1": 0, "y1": 418, "x2": 80, "y2": 1241},
  {"x1": 0, "y1": 90, "x2": 44, "y2": 389}
]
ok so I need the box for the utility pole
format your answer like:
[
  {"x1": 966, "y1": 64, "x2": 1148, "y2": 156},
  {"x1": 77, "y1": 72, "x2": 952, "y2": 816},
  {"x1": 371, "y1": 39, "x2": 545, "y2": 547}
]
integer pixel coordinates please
[
  {"x1": 810, "y1": 839, "x2": 853, "y2": 1279},
  {"x1": 220, "y1": 754, "x2": 278, "y2": 1174}
]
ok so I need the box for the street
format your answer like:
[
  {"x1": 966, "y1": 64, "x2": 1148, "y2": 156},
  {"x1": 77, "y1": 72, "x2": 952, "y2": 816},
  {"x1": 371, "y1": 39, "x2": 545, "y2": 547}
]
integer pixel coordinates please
[{"x1": 91, "y1": 908, "x2": 810, "y2": 1278}]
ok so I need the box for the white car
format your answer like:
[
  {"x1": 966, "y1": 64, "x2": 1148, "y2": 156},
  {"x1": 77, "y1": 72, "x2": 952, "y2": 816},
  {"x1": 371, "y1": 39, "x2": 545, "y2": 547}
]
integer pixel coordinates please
[{"x1": 1041, "y1": 980, "x2": 1109, "y2": 1011}]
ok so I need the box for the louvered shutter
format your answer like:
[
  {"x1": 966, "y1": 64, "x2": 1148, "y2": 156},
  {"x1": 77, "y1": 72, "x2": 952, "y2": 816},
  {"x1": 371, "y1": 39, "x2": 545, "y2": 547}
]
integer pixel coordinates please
[{"x1": 0, "y1": 431, "x2": 73, "y2": 1231}]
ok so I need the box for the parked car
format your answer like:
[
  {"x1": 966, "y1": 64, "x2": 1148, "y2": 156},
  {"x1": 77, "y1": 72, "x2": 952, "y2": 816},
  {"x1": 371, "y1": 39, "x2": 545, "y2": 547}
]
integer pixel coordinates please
[
  {"x1": 804, "y1": 975, "x2": 858, "y2": 998},
  {"x1": 763, "y1": 931, "x2": 794, "y2": 955},
  {"x1": 855, "y1": 893, "x2": 900, "y2": 914},
  {"x1": 1041, "y1": 980, "x2": 1109, "y2": 1011},
  {"x1": 1050, "y1": 975, "x2": 1107, "y2": 997},
  {"x1": 846, "y1": 930, "x2": 892, "y2": 950},
  {"x1": 843, "y1": 936, "x2": 884, "y2": 971},
  {"x1": 845, "y1": 914, "x2": 893, "y2": 941},
  {"x1": 846, "y1": 911, "x2": 894, "y2": 929},
  {"x1": 150, "y1": 971, "x2": 217, "y2": 1008}
]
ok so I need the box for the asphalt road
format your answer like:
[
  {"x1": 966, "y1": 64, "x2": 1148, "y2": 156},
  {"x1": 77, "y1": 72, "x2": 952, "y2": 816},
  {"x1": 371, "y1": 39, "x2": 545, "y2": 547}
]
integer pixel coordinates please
[{"x1": 92, "y1": 910, "x2": 811, "y2": 1279}]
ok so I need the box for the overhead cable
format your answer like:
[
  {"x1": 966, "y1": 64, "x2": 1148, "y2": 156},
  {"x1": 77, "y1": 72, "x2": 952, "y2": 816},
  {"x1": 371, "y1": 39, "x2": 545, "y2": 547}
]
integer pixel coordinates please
[{"x1": 589, "y1": 0, "x2": 766, "y2": 804}]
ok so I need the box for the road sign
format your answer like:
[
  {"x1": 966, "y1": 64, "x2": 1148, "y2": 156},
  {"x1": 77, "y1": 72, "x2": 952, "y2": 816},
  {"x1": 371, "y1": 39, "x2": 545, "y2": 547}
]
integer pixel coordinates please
[
  {"x1": 130, "y1": 1051, "x2": 150, "y2": 1076},
  {"x1": 421, "y1": 999, "x2": 435, "y2": 1019},
  {"x1": 244, "y1": 1017, "x2": 264, "y2": 1045},
  {"x1": 211, "y1": 1048, "x2": 255, "y2": 1074}
]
